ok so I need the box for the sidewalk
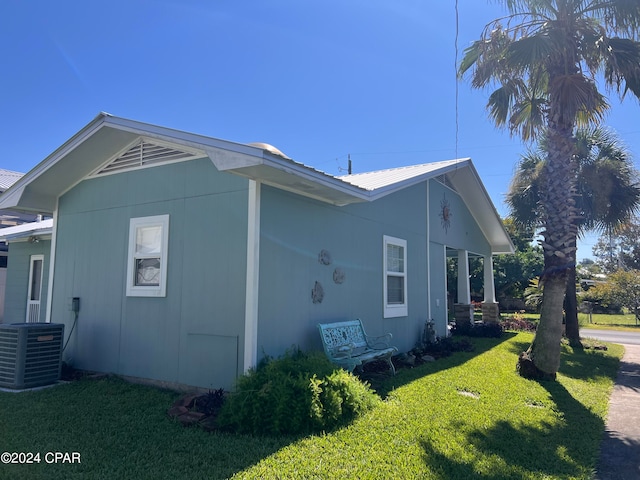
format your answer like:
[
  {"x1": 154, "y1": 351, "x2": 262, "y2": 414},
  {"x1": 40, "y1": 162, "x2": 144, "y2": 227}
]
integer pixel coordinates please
[{"x1": 595, "y1": 343, "x2": 640, "y2": 479}]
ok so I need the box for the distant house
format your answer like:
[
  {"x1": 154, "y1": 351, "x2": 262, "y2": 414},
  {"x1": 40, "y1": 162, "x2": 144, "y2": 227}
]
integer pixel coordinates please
[
  {"x1": 0, "y1": 169, "x2": 41, "y2": 322},
  {"x1": 0, "y1": 113, "x2": 513, "y2": 390}
]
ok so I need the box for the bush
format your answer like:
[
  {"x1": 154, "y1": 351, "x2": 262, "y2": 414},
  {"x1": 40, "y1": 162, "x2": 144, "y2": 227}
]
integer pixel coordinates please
[
  {"x1": 411, "y1": 336, "x2": 475, "y2": 359},
  {"x1": 451, "y1": 321, "x2": 503, "y2": 338},
  {"x1": 216, "y1": 348, "x2": 380, "y2": 435},
  {"x1": 501, "y1": 312, "x2": 537, "y2": 332}
]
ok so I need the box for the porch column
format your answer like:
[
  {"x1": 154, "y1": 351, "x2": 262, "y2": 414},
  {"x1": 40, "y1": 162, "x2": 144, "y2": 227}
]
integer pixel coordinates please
[
  {"x1": 454, "y1": 249, "x2": 473, "y2": 325},
  {"x1": 482, "y1": 254, "x2": 500, "y2": 323}
]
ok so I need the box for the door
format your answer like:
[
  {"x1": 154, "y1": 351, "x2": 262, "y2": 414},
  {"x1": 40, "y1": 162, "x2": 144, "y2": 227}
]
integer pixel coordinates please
[{"x1": 26, "y1": 255, "x2": 44, "y2": 323}]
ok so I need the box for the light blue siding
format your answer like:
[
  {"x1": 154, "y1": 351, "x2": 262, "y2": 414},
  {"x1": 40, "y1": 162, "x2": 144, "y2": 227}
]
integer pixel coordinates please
[
  {"x1": 258, "y1": 183, "x2": 430, "y2": 357},
  {"x1": 52, "y1": 158, "x2": 249, "y2": 390},
  {"x1": 3, "y1": 240, "x2": 51, "y2": 324}
]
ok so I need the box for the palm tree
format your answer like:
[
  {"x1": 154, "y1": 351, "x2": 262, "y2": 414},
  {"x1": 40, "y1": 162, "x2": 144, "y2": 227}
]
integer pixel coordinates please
[
  {"x1": 459, "y1": 1, "x2": 640, "y2": 379},
  {"x1": 507, "y1": 127, "x2": 640, "y2": 344}
]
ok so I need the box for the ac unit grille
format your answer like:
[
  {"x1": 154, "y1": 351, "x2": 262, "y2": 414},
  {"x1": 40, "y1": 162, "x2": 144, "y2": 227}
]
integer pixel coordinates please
[{"x1": 0, "y1": 323, "x2": 64, "y2": 389}]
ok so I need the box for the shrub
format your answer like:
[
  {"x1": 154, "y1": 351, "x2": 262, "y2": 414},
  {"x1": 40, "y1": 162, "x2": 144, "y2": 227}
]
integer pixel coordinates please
[
  {"x1": 411, "y1": 336, "x2": 475, "y2": 359},
  {"x1": 216, "y1": 348, "x2": 380, "y2": 435},
  {"x1": 451, "y1": 321, "x2": 503, "y2": 338},
  {"x1": 501, "y1": 312, "x2": 537, "y2": 332}
]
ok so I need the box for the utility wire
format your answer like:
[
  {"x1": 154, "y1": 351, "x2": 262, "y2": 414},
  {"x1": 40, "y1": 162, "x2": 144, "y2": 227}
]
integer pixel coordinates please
[{"x1": 455, "y1": 0, "x2": 459, "y2": 160}]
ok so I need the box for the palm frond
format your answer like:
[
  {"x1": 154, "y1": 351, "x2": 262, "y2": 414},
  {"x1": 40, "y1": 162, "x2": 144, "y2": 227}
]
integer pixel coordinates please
[
  {"x1": 601, "y1": 37, "x2": 640, "y2": 99},
  {"x1": 505, "y1": 34, "x2": 555, "y2": 69},
  {"x1": 549, "y1": 74, "x2": 608, "y2": 125}
]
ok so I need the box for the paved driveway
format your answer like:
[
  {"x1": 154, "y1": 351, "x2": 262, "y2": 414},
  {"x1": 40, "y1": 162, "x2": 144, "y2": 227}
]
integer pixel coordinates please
[{"x1": 581, "y1": 329, "x2": 640, "y2": 345}]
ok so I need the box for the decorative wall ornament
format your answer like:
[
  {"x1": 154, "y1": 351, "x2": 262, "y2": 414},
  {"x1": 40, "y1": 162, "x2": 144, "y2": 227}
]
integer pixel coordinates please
[
  {"x1": 439, "y1": 193, "x2": 452, "y2": 233},
  {"x1": 333, "y1": 267, "x2": 345, "y2": 284},
  {"x1": 318, "y1": 249, "x2": 332, "y2": 265},
  {"x1": 311, "y1": 281, "x2": 324, "y2": 304}
]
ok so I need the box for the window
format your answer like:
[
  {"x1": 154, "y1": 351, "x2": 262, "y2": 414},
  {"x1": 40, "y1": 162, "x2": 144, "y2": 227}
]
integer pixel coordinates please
[
  {"x1": 383, "y1": 235, "x2": 407, "y2": 318},
  {"x1": 126, "y1": 215, "x2": 169, "y2": 297}
]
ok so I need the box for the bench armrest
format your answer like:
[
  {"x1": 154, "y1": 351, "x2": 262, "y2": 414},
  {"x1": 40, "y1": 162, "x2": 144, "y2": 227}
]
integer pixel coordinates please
[{"x1": 365, "y1": 332, "x2": 393, "y2": 349}]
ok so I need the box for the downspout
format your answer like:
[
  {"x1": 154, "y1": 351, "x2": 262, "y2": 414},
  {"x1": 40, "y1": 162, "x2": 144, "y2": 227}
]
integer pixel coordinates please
[
  {"x1": 45, "y1": 203, "x2": 59, "y2": 323},
  {"x1": 426, "y1": 180, "x2": 431, "y2": 322},
  {"x1": 243, "y1": 180, "x2": 261, "y2": 372}
]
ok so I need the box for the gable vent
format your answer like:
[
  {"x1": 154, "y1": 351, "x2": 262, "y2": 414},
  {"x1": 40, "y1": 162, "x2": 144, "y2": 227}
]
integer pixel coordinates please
[
  {"x1": 95, "y1": 140, "x2": 203, "y2": 176},
  {"x1": 435, "y1": 174, "x2": 457, "y2": 192}
]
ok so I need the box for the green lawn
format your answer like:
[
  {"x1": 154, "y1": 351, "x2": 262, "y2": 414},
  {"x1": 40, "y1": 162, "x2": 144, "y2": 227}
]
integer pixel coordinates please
[
  {"x1": 0, "y1": 333, "x2": 623, "y2": 479},
  {"x1": 579, "y1": 312, "x2": 640, "y2": 330}
]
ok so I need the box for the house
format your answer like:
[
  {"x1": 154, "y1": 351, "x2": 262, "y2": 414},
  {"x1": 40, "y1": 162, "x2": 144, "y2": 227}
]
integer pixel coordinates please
[
  {"x1": 0, "y1": 168, "x2": 42, "y2": 322},
  {"x1": 0, "y1": 113, "x2": 513, "y2": 390}
]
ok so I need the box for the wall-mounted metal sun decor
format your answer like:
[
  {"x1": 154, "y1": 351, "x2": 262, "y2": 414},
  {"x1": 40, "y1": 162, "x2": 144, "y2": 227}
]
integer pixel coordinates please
[{"x1": 439, "y1": 194, "x2": 452, "y2": 233}]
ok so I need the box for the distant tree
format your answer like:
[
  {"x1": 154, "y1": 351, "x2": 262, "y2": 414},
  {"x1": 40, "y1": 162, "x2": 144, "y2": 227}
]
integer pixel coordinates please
[
  {"x1": 493, "y1": 218, "x2": 543, "y2": 301},
  {"x1": 599, "y1": 269, "x2": 640, "y2": 325},
  {"x1": 593, "y1": 217, "x2": 640, "y2": 273}
]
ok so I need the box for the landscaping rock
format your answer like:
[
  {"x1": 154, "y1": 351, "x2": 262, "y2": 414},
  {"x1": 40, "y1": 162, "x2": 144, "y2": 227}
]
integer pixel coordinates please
[
  {"x1": 177, "y1": 411, "x2": 206, "y2": 426},
  {"x1": 167, "y1": 406, "x2": 189, "y2": 418},
  {"x1": 421, "y1": 355, "x2": 436, "y2": 362},
  {"x1": 397, "y1": 353, "x2": 415, "y2": 367},
  {"x1": 174, "y1": 393, "x2": 199, "y2": 408}
]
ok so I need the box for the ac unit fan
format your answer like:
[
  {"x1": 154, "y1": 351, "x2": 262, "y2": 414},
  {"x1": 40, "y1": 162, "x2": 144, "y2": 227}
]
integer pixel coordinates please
[{"x1": 0, "y1": 323, "x2": 65, "y2": 389}]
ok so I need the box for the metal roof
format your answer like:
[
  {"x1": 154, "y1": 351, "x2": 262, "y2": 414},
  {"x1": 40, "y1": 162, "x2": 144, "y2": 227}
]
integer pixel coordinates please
[
  {"x1": 338, "y1": 159, "x2": 465, "y2": 191},
  {"x1": 0, "y1": 169, "x2": 24, "y2": 192}
]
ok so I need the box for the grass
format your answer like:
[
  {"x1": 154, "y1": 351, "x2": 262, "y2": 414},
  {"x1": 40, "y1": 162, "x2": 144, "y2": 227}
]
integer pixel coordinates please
[
  {"x1": 578, "y1": 312, "x2": 640, "y2": 330},
  {"x1": 0, "y1": 333, "x2": 623, "y2": 479}
]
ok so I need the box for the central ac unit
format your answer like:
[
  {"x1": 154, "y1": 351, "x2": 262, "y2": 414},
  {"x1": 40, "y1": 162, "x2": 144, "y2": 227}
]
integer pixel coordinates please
[{"x1": 0, "y1": 323, "x2": 65, "y2": 389}]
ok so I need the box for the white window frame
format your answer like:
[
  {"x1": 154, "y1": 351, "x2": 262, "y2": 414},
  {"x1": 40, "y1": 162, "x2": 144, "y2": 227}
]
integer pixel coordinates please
[
  {"x1": 126, "y1": 215, "x2": 169, "y2": 297},
  {"x1": 383, "y1": 235, "x2": 407, "y2": 318}
]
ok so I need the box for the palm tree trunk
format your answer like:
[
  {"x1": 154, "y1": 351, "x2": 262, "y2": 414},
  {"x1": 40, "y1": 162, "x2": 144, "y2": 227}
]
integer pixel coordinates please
[
  {"x1": 565, "y1": 267, "x2": 582, "y2": 345},
  {"x1": 518, "y1": 110, "x2": 578, "y2": 379},
  {"x1": 528, "y1": 274, "x2": 566, "y2": 378}
]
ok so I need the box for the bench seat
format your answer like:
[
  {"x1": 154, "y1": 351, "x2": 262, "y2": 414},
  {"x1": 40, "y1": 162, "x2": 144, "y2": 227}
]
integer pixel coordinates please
[{"x1": 318, "y1": 319, "x2": 397, "y2": 375}]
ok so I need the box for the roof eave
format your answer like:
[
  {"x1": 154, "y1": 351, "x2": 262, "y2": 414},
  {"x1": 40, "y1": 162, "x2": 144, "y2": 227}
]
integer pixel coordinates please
[{"x1": 447, "y1": 161, "x2": 515, "y2": 255}]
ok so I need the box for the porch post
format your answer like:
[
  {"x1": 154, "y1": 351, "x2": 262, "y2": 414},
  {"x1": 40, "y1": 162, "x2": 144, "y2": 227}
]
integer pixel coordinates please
[
  {"x1": 482, "y1": 254, "x2": 500, "y2": 322},
  {"x1": 454, "y1": 249, "x2": 473, "y2": 325}
]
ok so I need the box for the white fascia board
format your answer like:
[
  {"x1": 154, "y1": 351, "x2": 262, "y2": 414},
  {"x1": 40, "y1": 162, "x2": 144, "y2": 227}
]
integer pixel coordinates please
[
  {"x1": 448, "y1": 162, "x2": 514, "y2": 255},
  {"x1": 101, "y1": 115, "x2": 264, "y2": 167},
  {"x1": 224, "y1": 154, "x2": 370, "y2": 206},
  {"x1": 0, "y1": 113, "x2": 112, "y2": 213}
]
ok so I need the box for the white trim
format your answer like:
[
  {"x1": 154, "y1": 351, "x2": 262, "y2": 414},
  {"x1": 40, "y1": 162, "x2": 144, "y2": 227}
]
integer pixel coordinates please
[
  {"x1": 45, "y1": 207, "x2": 58, "y2": 323},
  {"x1": 244, "y1": 180, "x2": 261, "y2": 372},
  {"x1": 426, "y1": 181, "x2": 431, "y2": 321},
  {"x1": 126, "y1": 215, "x2": 169, "y2": 297},
  {"x1": 443, "y1": 245, "x2": 448, "y2": 323},
  {"x1": 26, "y1": 254, "x2": 44, "y2": 323},
  {"x1": 383, "y1": 235, "x2": 408, "y2": 318}
]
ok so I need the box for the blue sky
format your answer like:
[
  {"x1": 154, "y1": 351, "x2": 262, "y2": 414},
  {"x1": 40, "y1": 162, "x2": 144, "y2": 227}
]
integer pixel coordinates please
[{"x1": 1, "y1": 0, "x2": 639, "y2": 260}]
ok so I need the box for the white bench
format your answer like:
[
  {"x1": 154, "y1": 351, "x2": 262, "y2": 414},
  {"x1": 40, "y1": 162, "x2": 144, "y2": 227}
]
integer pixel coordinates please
[{"x1": 317, "y1": 319, "x2": 397, "y2": 375}]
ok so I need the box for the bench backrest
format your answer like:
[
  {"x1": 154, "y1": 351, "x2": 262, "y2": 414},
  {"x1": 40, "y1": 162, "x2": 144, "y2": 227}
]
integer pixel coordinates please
[{"x1": 318, "y1": 319, "x2": 367, "y2": 354}]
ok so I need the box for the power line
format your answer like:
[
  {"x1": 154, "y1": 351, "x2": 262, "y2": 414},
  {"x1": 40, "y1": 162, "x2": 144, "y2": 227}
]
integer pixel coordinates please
[{"x1": 454, "y1": 0, "x2": 459, "y2": 158}]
